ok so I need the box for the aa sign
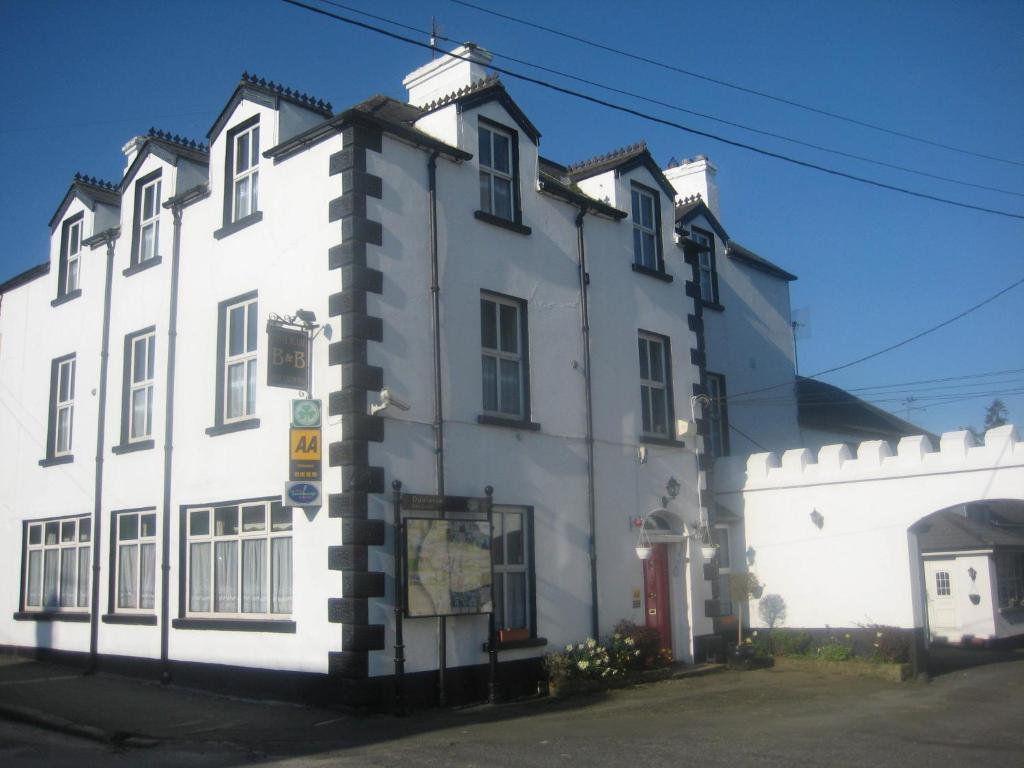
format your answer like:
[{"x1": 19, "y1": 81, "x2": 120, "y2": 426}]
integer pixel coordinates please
[{"x1": 290, "y1": 428, "x2": 322, "y2": 461}]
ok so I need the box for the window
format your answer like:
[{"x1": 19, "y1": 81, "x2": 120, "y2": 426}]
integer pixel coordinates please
[
  {"x1": 56, "y1": 214, "x2": 83, "y2": 300},
  {"x1": 705, "y1": 373, "x2": 730, "y2": 459},
  {"x1": 631, "y1": 185, "x2": 661, "y2": 270},
  {"x1": 114, "y1": 510, "x2": 157, "y2": 611},
  {"x1": 23, "y1": 515, "x2": 91, "y2": 611},
  {"x1": 478, "y1": 122, "x2": 515, "y2": 221},
  {"x1": 714, "y1": 526, "x2": 733, "y2": 616},
  {"x1": 42, "y1": 354, "x2": 76, "y2": 462},
  {"x1": 638, "y1": 332, "x2": 673, "y2": 436},
  {"x1": 231, "y1": 120, "x2": 259, "y2": 223},
  {"x1": 480, "y1": 293, "x2": 529, "y2": 420},
  {"x1": 210, "y1": 291, "x2": 258, "y2": 432},
  {"x1": 132, "y1": 172, "x2": 162, "y2": 265},
  {"x1": 125, "y1": 329, "x2": 156, "y2": 442},
  {"x1": 492, "y1": 506, "x2": 534, "y2": 635},
  {"x1": 934, "y1": 571, "x2": 951, "y2": 597},
  {"x1": 691, "y1": 227, "x2": 718, "y2": 304},
  {"x1": 185, "y1": 500, "x2": 292, "y2": 617},
  {"x1": 995, "y1": 554, "x2": 1024, "y2": 608}
]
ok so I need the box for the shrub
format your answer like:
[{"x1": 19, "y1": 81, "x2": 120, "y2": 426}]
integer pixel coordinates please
[
  {"x1": 544, "y1": 638, "x2": 618, "y2": 684},
  {"x1": 770, "y1": 629, "x2": 813, "y2": 656},
  {"x1": 612, "y1": 620, "x2": 670, "y2": 670},
  {"x1": 869, "y1": 625, "x2": 911, "y2": 663},
  {"x1": 816, "y1": 633, "x2": 855, "y2": 662}
]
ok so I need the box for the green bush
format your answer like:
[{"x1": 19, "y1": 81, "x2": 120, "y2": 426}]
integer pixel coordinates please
[
  {"x1": 612, "y1": 620, "x2": 670, "y2": 670},
  {"x1": 770, "y1": 629, "x2": 813, "y2": 656},
  {"x1": 816, "y1": 633, "x2": 855, "y2": 661},
  {"x1": 868, "y1": 625, "x2": 911, "y2": 663}
]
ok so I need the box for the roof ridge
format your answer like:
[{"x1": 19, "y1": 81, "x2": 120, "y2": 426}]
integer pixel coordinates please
[
  {"x1": 567, "y1": 141, "x2": 647, "y2": 174},
  {"x1": 73, "y1": 173, "x2": 118, "y2": 191},
  {"x1": 240, "y1": 71, "x2": 333, "y2": 114},
  {"x1": 147, "y1": 127, "x2": 209, "y2": 153},
  {"x1": 676, "y1": 193, "x2": 704, "y2": 206},
  {"x1": 420, "y1": 73, "x2": 501, "y2": 112}
]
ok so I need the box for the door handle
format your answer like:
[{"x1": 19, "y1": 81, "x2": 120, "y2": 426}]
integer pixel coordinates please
[{"x1": 648, "y1": 608, "x2": 657, "y2": 615}]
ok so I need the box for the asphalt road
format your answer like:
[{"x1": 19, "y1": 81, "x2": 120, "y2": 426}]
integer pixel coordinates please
[{"x1": 1, "y1": 652, "x2": 1022, "y2": 767}]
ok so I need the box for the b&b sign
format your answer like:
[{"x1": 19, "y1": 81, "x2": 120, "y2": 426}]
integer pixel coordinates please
[{"x1": 267, "y1": 324, "x2": 308, "y2": 390}]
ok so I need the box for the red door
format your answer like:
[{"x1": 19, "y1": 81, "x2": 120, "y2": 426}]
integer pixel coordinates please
[{"x1": 643, "y1": 543, "x2": 672, "y2": 652}]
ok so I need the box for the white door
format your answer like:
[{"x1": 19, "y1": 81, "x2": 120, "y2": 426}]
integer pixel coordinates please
[{"x1": 924, "y1": 561, "x2": 958, "y2": 642}]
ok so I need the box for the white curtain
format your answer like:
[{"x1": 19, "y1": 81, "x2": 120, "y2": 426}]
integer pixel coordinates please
[
  {"x1": 241, "y1": 539, "x2": 265, "y2": 613},
  {"x1": 77, "y1": 547, "x2": 90, "y2": 608},
  {"x1": 140, "y1": 543, "x2": 156, "y2": 610},
  {"x1": 189, "y1": 542, "x2": 211, "y2": 612},
  {"x1": 271, "y1": 537, "x2": 292, "y2": 613},
  {"x1": 60, "y1": 549, "x2": 76, "y2": 607},
  {"x1": 118, "y1": 544, "x2": 138, "y2": 608},
  {"x1": 27, "y1": 551, "x2": 41, "y2": 606},
  {"x1": 215, "y1": 541, "x2": 238, "y2": 612},
  {"x1": 43, "y1": 550, "x2": 58, "y2": 607}
]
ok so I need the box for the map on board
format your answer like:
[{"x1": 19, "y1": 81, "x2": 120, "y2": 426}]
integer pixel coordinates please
[{"x1": 405, "y1": 518, "x2": 492, "y2": 617}]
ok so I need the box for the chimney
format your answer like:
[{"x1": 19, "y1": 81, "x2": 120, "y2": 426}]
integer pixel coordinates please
[
  {"x1": 403, "y1": 42, "x2": 493, "y2": 108},
  {"x1": 121, "y1": 135, "x2": 147, "y2": 174},
  {"x1": 664, "y1": 155, "x2": 720, "y2": 220}
]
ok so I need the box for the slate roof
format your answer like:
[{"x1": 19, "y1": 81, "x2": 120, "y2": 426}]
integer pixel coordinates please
[
  {"x1": 568, "y1": 142, "x2": 648, "y2": 178},
  {"x1": 48, "y1": 173, "x2": 121, "y2": 229},
  {"x1": 0, "y1": 260, "x2": 49, "y2": 294},
  {"x1": 120, "y1": 128, "x2": 209, "y2": 191},
  {"x1": 419, "y1": 73, "x2": 500, "y2": 113},
  {"x1": 726, "y1": 240, "x2": 797, "y2": 282},
  {"x1": 796, "y1": 376, "x2": 938, "y2": 443},
  {"x1": 915, "y1": 505, "x2": 1024, "y2": 552}
]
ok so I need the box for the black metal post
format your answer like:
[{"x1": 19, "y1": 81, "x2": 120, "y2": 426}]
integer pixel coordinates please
[
  {"x1": 392, "y1": 480, "x2": 407, "y2": 715},
  {"x1": 485, "y1": 485, "x2": 500, "y2": 704}
]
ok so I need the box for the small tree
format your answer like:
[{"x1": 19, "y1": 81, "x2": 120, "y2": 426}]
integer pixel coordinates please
[
  {"x1": 984, "y1": 398, "x2": 1009, "y2": 431},
  {"x1": 728, "y1": 572, "x2": 762, "y2": 646},
  {"x1": 758, "y1": 594, "x2": 786, "y2": 629}
]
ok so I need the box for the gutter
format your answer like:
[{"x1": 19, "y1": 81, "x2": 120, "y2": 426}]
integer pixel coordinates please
[
  {"x1": 575, "y1": 206, "x2": 600, "y2": 640},
  {"x1": 82, "y1": 227, "x2": 120, "y2": 672}
]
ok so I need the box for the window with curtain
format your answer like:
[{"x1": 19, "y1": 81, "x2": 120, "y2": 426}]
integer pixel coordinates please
[
  {"x1": 224, "y1": 297, "x2": 257, "y2": 422},
  {"x1": 23, "y1": 515, "x2": 90, "y2": 612},
  {"x1": 55, "y1": 356, "x2": 76, "y2": 456},
  {"x1": 186, "y1": 500, "x2": 292, "y2": 617},
  {"x1": 631, "y1": 185, "x2": 659, "y2": 270},
  {"x1": 115, "y1": 510, "x2": 157, "y2": 611},
  {"x1": 480, "y1": 293, "x2": 528, "y2": 420},
  {"x1": 492, "y1": 506, "x2": 533, "y2": 634},
  {"x1": 690, "y1": 226, "x2": 717, "y2": 304},
  {"x1": 129, "y1": 332, "x2": 156, "y2": 441},
  {"x1": 478, "y1": 122, "x2": 514, "y2": 221}
]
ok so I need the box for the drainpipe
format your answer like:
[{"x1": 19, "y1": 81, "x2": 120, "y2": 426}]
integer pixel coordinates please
[
  {"x1": 87, "y1": 228, "x2": 118, "y2": 673},
  {"x1": 427, "y1": 151, "x2": 448, "y2": 705},
  {"x1": 575, "y1": 206, "x2": 600, "y2": 640}
]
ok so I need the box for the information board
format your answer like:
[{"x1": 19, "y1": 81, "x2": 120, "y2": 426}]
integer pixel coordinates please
[{"x1": 404, "y1": 518, "x2": 493, "y2": 618}]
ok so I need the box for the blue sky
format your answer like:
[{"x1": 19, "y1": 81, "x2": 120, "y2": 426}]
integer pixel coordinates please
[{"x1": 1, "y1": 0, "x2": 1021, "y2": 438}]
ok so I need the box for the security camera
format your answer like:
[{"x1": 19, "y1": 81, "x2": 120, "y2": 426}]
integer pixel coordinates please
[{"x1": 370, "y1": 388, "x2": 410, "y2": 415}]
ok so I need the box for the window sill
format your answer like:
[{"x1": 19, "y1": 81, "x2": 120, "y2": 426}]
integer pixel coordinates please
[
  {"x1": 701, "y1": 300, "x2": 725, "y2": 312},
  {"x1": 213, "y1": 211, "x2": 263, "y2": 240},
  {"x1": 171, "y1": 617, "x2": 296, "y2": 633},
  {"x1": 477, "y1": 414, "x2": 541, "y2": 432},
  {"x1": 39, "y1": 455, "x2": 74, "y2": 467},
  {"x1": 639, "y1": 435, "x2": 686, "y2": 449},
  {"x1": 631, "y1": 263, "x2": 673, "y2": 283},
  {"x1": 13, "y1": 611, "x2": 89, "y2": 623},
  {"x1": 206, "y1": 418, "x2": 260, "y2": 437},
  {"x1": 474, "y1": 210, "x2": 532, "y2": 236},
  {"x1": 50, "y1": 289, "x2": 82, "y2": 307},
  {"x1": 102, "y1": 613, "x2": 157, "y2": 625},
  {"x1": 122, "y1": 255, "x2": 162, "y2": 277},
  {"x1": 112, "y1": 440, "x2": 155, "y2": 455},
  {"x1": 483, "y1": 636, "x2": 548, "y2": 652}
]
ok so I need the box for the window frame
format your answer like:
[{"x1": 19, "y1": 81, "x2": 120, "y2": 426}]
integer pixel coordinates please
[
  {"x1": 705, "y1": 372, "x2": 731, "y2": 459},
  {"x1": 208, "y1": 290, "x2": 260, "y2": 435},
  {"x1": 492, "y1": 505, "x2": 537, "y2": 637},
  {"x1": 110, "y1": 508, "x2": 158, "y2": 614},
  {"x1": 995, "y1": 553, "x2": 1024, "y2": 609},
  {"x1": 480, "y1": 291, "x2": 531, "y2": 422},
  {"x1": 41, "y1": 353, "x2": 76, "y2": 464},
  {"x1": 55, "y1": 213, "x2": 84, "y2": 302},
  {"x1": 690, "y1": 226, "x2": 719, "y2": 305},
  {"x1": 637, "y1": 331, "x2": 674, "y2": 438},
  {"x1": 181, "y1": 498, "x2": 292, "y2": 620},
  {"x1": 476, "y1": 117, "x2": 523, "y2": 226},
  {"x1": 224, "y1": 116, "x2": 260, "y2": 227},
  {"x1": 630, "y1": 182, "x2": 663, "y2": 273},
  {"x1": 130, "y1": 170, "x2": 162, "y2": 268},
  {"x1": 21, "y1": 514, "x2": 92, "y2": 613},
  {"x1": 116, "y1": 327, "x2": 157, "y2": 448}
]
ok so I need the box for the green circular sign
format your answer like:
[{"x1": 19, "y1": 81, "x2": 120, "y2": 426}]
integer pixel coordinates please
[{"x1": 292, "y1": 399, "x2": 321, "y2": 427}]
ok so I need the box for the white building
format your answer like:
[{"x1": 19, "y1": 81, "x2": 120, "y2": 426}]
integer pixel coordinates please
[{"x1": 5, "y1": 45, "x2": 781, "y2": 704}]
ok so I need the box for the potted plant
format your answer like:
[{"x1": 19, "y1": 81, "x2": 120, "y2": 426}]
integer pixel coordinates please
[{"x1": 726, "y1": 572, "x2": 763, "y2": 669}]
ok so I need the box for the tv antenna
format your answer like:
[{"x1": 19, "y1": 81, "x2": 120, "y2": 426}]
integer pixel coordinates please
[
  {"x1": 791, "y1": 306, "x2": 812, "y2": 376},
  {"x1": 430, "y1": 17, "x2": 444, "y2": 57}
]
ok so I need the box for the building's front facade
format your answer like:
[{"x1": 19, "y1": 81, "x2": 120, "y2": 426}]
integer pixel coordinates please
[{"x1": 0, "y1": 46, "x2": 746, "y2": 703}]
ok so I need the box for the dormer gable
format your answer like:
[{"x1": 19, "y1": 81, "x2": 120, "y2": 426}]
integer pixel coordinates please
[
  {"x1": 675, "y1": 197, "x2": 728, "y2": 243},
  {"x1": 207, "y1": 71, "x2": 333, "y2": 145},
  {"x1": 120, "y1": 128, "x2": 209, "y2": 192},
  {"x1": 568, "y1": 142, "x2": 675, "y2": 200},
  {"x1": 48, "y1": 174, "x2": 120, "y2": 232},
  {"x1": 419, "y1": 75, "x2": 541, "y2": 146}
]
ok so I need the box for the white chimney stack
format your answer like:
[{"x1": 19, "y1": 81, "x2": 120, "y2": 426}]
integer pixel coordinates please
[
  {"x1": 403, "y1": 43, "x2": 493, "y2": 108},
  {"x1": 121, "y1": 135, "x2": 146, "y2": 174},
  {"x1": 664, "y1": 155, "x2": 720, "y2": 220}
]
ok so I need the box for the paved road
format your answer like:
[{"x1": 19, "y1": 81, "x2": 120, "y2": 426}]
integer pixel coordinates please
[{"x1": 1, "y1": 653, "x2": 1022, "y2": 767}]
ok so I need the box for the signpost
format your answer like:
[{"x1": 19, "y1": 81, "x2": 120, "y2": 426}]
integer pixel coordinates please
[
  {"x1": 286, "y1": 399, "x2": 323, "y2": 506},
  {"x1": 267, "y1": 322, "x2": 310, "y2": 391}
]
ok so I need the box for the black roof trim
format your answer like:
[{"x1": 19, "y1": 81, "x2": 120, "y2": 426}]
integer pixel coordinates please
[
  {"x1": 208, "y1": 71, "x2": 334, "y2": 142},
  {"x1": 537, "y1": 173, "x2": 626, "y2": 219},
  {"x1": 567, "y1": 142, "x2": 675, "y2": 199},
  {"x1": 0, "y1": 260, "x2": 50, "y2": 294},
  {"x1": 726, "y1": 240, "x2": 797, "y2": 282},
  {"x1": 48, "y1": 173, "x2": 121, "y2": 230},
  {"x1": 420, "y1": 76, "x2": 542, "y2": 145},
  {"x1": 120, "y1": 129, "x2": 209, "y2": 191},
  {"x1": 796, "y1": 376, "x2": 938, "y2": 443},
  {"x1": 675, "y1": 197, "x2": 729, "y2": 243}
]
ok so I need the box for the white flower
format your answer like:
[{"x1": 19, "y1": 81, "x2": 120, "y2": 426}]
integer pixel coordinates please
[
  {"x1": 876, "y1": 631, "x2": 883, "y2": 638},
  {"x1": 577, "y1": 643, "x2": 585, "y2": 651},
  {"x1": 577, "y1": 660, "x2": 589, "y2": 671},
  {"x1": 565, "y1": 644, "x2": 574, "y2": 652},
  {"x1": 625, "y1": 637, "x2": 635, "y2": 646},
  {"x1": 752, "y1": 631, "x2": 758, "y2": 636},
  {"x1": 586, "y1": 639, "x2": 597, "y2": 649},
  {"x1": 634, "y1": 650, "x2": 641, "y2": 657}
]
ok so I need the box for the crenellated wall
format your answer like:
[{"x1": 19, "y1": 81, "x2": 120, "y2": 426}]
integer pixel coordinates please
[{"x1": 713, "y1": 425, "x2": 1024, "y2": 634}]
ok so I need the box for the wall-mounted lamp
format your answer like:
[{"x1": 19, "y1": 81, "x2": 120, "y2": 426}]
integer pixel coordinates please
[
  {"x1": 637, "y1": 446, "x2": 648, "y2": 464},
  {"x1": 294, "y1": 308, "x2": 317, "y2": 326},
  {"x1": 661, "y1": 476, "x2": 680, "y2": 507},
  {"x1": 809, "y1": 509, "x2": 824, "y2": 530},
  {"x1": 746, "y1": 546, "x2": 757, "y2": 566},
  {"x1": 968, "y1": 566, "x2": 977, "y2": 583}
]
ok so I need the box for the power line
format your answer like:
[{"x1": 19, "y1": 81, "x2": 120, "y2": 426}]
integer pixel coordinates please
[
  {"x1": 450, "y1": 0, "x2": 1024, "y2": 168},
  {"x1": 280, "y1": 0, "x2": 1024, "y2": 221},
  {"x1": 725, "y1": 274, "x2": 1024, "y2": 403},
  {"x1": 731, "y1": 376, "x2": 1024, "y2": 406},
  {"x1": 316, "y1": 0, "x2": 1023, "y2": 198}
]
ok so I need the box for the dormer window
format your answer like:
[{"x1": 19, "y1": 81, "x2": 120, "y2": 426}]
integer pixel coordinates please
[
  {"x1": 63, "y1": 217, "x2": 82, "y2": 295},
  {"x1": 690, "y1": 226, "x2": 719, "y2": 305},
  {"x1": 139, "y1": 177, "x2": 161, "y2": 261},
  {"x1": 630, "y1": 183, "x2": 667, "y2": 275},
  {"x1": 232, "y1": 121, "x2": 259, "y2": 222},
  {"x1": 479, "y1": 123, "x2": 513, "y2": 221}
]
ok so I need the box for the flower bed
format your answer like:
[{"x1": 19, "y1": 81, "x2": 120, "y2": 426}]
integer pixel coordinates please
[{"x1": 746, "y1": 626, "x2": 913, "y2": 681}]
